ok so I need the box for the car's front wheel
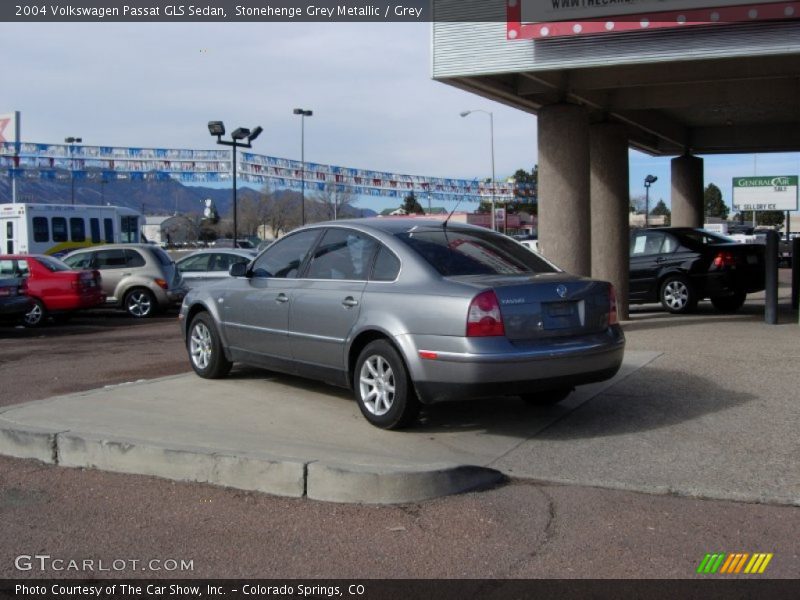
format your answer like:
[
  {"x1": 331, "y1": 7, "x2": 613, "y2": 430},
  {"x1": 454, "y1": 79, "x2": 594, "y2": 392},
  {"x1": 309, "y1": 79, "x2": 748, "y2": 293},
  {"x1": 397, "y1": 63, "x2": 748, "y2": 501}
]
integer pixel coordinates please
[
  {"x1": 187, "y1": 312, "x2": 232, "y2": 379},
  {"x1": 124, "y1": 288, "x2": 155, "y2": 318},
  {"x1": 354, "y1": 340, "x2": 419, "y2": 429},
  {"x1": 23, "y1": 299, "x2": 47, "y2": 328},
  {"x1": 659, "y1": 275, "x2": 697, "y2": 314},
  {"x1": 520, "y1": 388, "x2": 573, "y2": 406}
]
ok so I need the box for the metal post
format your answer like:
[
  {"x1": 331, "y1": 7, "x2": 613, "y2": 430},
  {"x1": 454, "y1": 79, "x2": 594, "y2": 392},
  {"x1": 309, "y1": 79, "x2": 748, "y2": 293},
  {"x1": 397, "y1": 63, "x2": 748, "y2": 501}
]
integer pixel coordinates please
[
  {"x1": 489, "y1": 112, "x2": 496, "y2": 232},
  {"x1": 232, "y1": 144, "x2": 238, "y2": 246},
  {"x1": 300, "y1": 114, "x2": 305, "y2": 226},
  {"x1": 765, "y1": 230, "x2": 778, "y2": 325},
  {"x1": 70, "y1": 145, "x2": 75, "y2": 205},
  {"x1": 791, "y1": 236, "x2": 800, "y2": 311},
  {"x1": 645, "y1": 185, "x2": 650, "y2": 228}
]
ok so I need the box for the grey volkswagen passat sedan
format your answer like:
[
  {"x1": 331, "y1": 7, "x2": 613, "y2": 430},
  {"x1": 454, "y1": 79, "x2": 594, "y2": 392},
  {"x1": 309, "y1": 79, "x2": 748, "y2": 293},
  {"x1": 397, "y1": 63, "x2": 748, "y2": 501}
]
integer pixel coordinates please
[{"x1": 179, "y1": 218, "x2": 625, "y2": 429}]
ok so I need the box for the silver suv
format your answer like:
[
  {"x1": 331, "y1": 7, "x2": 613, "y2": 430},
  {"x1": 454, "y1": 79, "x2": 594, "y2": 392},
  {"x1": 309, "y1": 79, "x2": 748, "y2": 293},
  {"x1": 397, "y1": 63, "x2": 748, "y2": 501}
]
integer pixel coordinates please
[{"x1": 63, "y1": 244, "x2": 187, "y2": 317}]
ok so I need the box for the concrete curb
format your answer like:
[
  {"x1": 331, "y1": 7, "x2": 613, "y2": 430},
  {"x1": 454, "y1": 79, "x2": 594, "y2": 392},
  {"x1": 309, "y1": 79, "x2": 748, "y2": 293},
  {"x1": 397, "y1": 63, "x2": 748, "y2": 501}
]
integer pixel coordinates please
[
  {"x1": 0, "y1": 419, "x2": 503, "y2": 504},
  {"x1": 307, "y1": 462, "x2": 505, "y2": 504}
]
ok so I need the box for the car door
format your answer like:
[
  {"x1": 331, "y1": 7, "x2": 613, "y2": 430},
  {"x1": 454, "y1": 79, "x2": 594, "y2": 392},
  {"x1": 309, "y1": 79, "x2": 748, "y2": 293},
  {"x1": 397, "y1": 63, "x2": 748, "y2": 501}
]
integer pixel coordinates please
[
  {"x1": 219, "y1": 230, "x2": 321, "y2": 368},
  {"x1": 289, "y1": 228, "x2": 379, "y2": 378},
  {"x1": 629, "y1": 230, "x2": 666, "y2": 301},
  {"x1": 92, "y1": 248, "x2": 132, "y2": 302},
  {"x1": 177, "y1": 253, "x2": 212, "y2": 288}
]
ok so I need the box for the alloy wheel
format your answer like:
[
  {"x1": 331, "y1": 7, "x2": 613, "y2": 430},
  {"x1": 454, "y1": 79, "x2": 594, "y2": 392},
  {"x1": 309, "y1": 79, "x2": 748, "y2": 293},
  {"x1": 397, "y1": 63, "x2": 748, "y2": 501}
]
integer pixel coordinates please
[
  {"x1": 127, "y1": 290, "x2": 152, "y2": 317},
  {"x1": 359, "y1": 354, "x2": 396, "y2": 416},
  {"x1": 189, "y1": 322, "x2": 212, "y2": 370},
  {"x1": 663, "y1": 280, "x2": 689, "y2": 311}
]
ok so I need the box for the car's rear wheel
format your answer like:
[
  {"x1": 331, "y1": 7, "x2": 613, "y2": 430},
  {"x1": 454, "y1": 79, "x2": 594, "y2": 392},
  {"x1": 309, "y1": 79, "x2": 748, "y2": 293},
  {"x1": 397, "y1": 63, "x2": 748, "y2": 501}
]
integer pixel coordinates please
[
  {"x1": 520, "y1": 388, "x2": 573, "y2": 406},
  {"x1": 124, "y1": 288, "x2": 155, "y2": 318},
  {"x1": 188, "y1": 312, "x2": 232, "y2": 379},
  {"x1": 354, "y1": 340, "x2": 419, "y2": 429},
  {"x1": 710, "y1": 291, "x2": 747, "y2": 313},
  {"x1": 23, "y1": 299, "x2": 47, "y2": 328},
  {"x1": 659, "y1": 275, "x2": 697, "y2": 314}
]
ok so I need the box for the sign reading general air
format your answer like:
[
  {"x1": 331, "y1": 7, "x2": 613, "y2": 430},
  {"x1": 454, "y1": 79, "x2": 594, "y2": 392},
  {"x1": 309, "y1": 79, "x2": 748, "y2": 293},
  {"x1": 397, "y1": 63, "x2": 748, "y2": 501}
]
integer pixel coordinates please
[{"x1": 732, "y1": 176, "x2": 799, "y2": 212}]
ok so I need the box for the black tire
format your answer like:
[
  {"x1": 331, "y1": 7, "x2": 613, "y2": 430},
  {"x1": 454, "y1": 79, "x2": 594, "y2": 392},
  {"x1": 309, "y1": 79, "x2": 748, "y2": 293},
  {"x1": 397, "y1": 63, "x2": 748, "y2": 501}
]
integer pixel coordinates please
[
  {"x1": 710, "y1": 291, "x2": 746, "y2": 313},
  {"x1": 354, "y1": 340, "x2": 419, "y2": 429},
  {"x1": 187, "y1": 312, "x2": 232, "y2": 379},
  {"x1": 124, "y1": 288, "x2": 155, "y2": 318},
  {"x1": 520, "y1": 388, "x2": 573, "y2": 406},
  {"x1": 23, "y1": 299, "x2": 47, "y2": 328},
  {"x1": 659, "y1": 274, "x2": 697, "y2": 314}
]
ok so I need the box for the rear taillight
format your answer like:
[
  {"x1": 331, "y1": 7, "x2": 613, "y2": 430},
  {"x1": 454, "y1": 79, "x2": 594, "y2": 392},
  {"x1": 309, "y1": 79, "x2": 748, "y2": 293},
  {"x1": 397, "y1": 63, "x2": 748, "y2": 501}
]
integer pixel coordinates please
[
  {"x1": 609, "y1": 284, "x2": 619, "y2": 326},
  {"x1": 154, "y1": 278, "x2": 169, "y2": 290},
  {"x1": 713, "y1": 251, "x2": 737, "y2": 269},
  {"x1": 467, "y1": 290, "x2": 505, "y2": 337}
]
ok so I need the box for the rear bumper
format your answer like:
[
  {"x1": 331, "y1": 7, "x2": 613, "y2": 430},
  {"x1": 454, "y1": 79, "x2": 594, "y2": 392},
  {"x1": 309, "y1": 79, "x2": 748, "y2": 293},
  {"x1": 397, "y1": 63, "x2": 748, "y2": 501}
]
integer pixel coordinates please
[
  {"x1": 694, "y1": 270, "x2": 764, "y2": 297},
  {"x1": 396, "y1": 326, "x2": 625, "y2": 404},
  {"x1": 0, "y1": 296, "x2": 34, "y2": 321}
]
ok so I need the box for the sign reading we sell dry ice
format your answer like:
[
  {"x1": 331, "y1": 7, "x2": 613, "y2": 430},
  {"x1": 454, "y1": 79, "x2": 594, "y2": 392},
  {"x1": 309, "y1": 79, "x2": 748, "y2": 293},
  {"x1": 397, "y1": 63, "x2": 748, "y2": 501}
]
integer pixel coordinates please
[{"x1": 732, "y1": 176, "x2": 799, "y2": 212}]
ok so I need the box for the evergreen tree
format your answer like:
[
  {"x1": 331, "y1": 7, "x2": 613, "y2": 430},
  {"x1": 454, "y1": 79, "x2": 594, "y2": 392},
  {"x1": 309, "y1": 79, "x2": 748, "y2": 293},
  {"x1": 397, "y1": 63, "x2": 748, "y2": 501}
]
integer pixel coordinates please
[
  {"x1": 402, "y1": 191, "x2": 425, "y2": 215},
  {"x1": 704, "y1": 183, "x2": 729, "y2": 220}
]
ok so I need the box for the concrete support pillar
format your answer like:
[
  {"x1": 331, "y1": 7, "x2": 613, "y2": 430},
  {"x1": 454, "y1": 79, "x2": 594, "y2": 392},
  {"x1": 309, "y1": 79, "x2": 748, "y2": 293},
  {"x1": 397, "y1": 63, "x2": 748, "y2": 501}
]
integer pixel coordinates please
[
  {"x1": 590, "y1": 123, "x2": 630, "y2": 320},
  {"x1": 671, "y1": 154, "x2": 704, "y2": 227},
  {"x1": 537, "y1": 103, "x2": 591, "y2": 276}
]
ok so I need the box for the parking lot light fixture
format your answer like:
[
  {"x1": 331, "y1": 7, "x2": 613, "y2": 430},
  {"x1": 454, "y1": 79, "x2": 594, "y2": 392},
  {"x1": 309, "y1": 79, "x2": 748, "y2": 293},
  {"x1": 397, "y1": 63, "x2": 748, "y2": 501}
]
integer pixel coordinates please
[
  {"x1": 65, "y1": 136, "x2": 82, "y2": 205},
  {"x1": 293, "y1": 108, "x2": 313, "y2": 226},
  {"x1": 460, "y1": 110, "x2": 496, "y2": 231},
  {"x1": 208, "y1": 120, "x2": 263, "y2": 245},
  {"x1": 644, "y1": 174, "x2": 658, "y2": 228}
]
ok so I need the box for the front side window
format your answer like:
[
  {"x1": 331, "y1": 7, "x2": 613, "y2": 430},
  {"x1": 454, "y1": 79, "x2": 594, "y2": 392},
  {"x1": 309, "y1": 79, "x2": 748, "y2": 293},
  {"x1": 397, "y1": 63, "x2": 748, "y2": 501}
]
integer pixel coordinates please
[
  {"x1": 52, "y1": 217, "x2": 68, "y2": 242},
  {"x1": 396, "y1": 228, "x2": 557, "y2": 277},
  {"x1": 211, "y1": 253, "x2": 250, "y2": 272},
  {"x1": 251, "y1": 230, "x2": 320, "y2": 279},
  {"x1": 33, "y1": 217, "x2": 49, "y2": 243},
  {"x1": 305, "y1": 229, "x2": 378, "y2": 281},
  {"x1": 70, "y1": 218, "x2": 86, "y2": 242}
]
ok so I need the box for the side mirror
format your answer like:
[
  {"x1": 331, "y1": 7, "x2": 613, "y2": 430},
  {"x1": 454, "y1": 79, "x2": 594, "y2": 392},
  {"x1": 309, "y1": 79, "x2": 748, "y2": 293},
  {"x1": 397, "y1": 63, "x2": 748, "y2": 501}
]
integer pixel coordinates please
[{"x1": 229, "y1": 262, "x2": 249, "y2": 278}]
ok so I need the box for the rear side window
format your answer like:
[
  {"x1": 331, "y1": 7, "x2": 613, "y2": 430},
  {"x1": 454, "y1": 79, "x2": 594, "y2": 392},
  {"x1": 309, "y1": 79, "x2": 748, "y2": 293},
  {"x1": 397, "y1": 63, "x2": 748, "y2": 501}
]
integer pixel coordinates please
[
  {"x1": 94, "y1": 249, "x2": 128, "y2": 268},
  {"x1": 395, "y1": 228, "x2": 557, "y2": 277},
  {"x1": 124, "y1": 250, "x2": 146, "y2": 268},
  {"x1": 52, "y1": 217, "x2": 68, "y2": 242},
  {"x1": 33, "y1": 217, "x2": 49, "y2": 243},
  {"x1": 370, "y1": 246, "x2": 401, "y2": 282},
  {"x1": 63, "y1": 252, "x2": 93, "y2": 270},
  {"x1": 305, "y1": 229, "x2": 378, "y2": 281},
  {"x1": 178, "y1": 254, "x2": 211, "y2": 272}
]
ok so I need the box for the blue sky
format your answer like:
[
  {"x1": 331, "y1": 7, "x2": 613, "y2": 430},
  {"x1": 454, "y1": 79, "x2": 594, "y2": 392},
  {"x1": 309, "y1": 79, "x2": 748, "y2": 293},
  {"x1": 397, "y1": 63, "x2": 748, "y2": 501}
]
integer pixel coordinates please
[{"x1": 2, "y1": 21, "x2": 797, "y2": 214}]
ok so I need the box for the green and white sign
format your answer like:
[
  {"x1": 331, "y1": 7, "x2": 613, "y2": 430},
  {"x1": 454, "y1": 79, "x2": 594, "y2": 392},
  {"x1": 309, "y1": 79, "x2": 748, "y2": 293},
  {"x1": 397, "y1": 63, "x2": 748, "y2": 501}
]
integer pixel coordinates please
[{"x1": 732, "y1": 176, "x2": 798, "y2": 212}]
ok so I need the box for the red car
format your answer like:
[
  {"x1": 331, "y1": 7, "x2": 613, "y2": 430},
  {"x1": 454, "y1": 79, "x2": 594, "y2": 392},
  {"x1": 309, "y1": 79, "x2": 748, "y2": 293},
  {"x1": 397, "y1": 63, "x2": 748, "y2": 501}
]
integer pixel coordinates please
[{"x1": 0, "y1": 254, "x2": 105, "y2": 327}]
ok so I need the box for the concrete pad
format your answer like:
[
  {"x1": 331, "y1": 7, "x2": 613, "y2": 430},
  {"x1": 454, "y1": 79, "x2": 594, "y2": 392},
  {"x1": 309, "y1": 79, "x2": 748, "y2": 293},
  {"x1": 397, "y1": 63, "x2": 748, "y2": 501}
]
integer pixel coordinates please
[
  {"x1": 0, "y1": 351, "x2": 656, "y2": 503},
  {"x1": 0, "y1": 422, "x2": 59, "y2": 464}
]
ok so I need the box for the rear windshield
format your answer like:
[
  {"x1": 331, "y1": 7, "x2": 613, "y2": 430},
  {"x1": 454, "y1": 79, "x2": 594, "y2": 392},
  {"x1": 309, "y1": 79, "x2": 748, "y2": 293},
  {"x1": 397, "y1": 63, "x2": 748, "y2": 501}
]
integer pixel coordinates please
[
  {"x1": 687, "y1": 230, "x2": 735, "y2": 245},
  {"x1": 395, "y1": 228, "x2": 558, "y2": 276},
  {"x1": 37, "y1": 256, "x2": 72, "y2": 272}
]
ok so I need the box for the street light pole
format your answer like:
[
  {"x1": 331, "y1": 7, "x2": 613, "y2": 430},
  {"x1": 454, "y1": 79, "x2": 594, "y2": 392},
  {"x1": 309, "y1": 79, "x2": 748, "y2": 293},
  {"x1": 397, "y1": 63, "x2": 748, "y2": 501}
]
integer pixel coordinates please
[
  {"x1": 65, "y1": 137, "x2": 82, "y2": 205},
  {"x1": 207, "y1": 121, "x2": 263, "y2": 246},
  {"x1": 644, "y1": 174, "x2": 658, "y2": 228},
  {"x1": 460, "y1": 110, "x2": 496, "y2": 231},
  {"x1": 293, "y1": 108, "x2": 313, "y2": 226}
]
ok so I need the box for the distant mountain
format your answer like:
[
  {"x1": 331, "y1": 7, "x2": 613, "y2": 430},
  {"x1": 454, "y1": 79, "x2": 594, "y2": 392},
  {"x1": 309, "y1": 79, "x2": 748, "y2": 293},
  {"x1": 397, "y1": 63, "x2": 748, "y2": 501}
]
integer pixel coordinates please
[{"x1": 0, "y1": 177, "x2": 377, "y2": 219}]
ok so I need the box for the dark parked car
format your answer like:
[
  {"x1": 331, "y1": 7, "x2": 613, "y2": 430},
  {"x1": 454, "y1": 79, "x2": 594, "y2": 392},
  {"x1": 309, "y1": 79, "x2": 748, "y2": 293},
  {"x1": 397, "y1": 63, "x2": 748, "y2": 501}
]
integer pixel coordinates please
[
  {"x1": 180, "y1": 218, "x2": 625, "y2": 429},
  {"x1": 630, "y1": 228, "x2": 765, "y2": 314},
  {"x1": 0, "y1": 276, "x2": 33, "y2": 325},
  {"x1": 0, "y1": 254, "x2": 105, "y2": 327}
]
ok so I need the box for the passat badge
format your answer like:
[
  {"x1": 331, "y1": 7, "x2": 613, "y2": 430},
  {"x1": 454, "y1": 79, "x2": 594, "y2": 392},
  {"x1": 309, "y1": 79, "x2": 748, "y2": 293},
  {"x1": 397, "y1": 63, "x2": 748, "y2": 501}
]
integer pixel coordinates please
[{"x1": 556, "y1": 284, "x2": 568, "y2": 298}]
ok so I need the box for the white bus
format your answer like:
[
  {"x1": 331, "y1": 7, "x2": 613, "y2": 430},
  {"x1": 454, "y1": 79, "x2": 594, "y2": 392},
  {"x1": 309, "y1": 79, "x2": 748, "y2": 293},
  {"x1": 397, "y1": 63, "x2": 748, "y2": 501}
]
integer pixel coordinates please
[{"x1": 0, "y1": 203, "x2": 142, "y2": 256}]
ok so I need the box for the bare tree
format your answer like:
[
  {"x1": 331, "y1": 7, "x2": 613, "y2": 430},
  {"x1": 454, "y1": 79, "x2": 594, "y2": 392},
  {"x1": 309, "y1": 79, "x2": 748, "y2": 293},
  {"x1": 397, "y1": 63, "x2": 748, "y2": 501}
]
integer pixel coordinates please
[
  {"x1": 260, "y1": 184, "x2": 301, "y2": 238},
  {"x1": 314, "y1": 184, "x2": 355, "y2": 221}
]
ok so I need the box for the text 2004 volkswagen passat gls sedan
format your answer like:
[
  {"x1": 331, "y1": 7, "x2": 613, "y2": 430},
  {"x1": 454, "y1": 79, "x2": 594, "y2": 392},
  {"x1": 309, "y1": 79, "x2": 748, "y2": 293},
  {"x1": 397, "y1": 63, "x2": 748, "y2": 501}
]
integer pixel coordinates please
[{"x1": 179, "y1": 218, "x2": 625, "y2": 429}]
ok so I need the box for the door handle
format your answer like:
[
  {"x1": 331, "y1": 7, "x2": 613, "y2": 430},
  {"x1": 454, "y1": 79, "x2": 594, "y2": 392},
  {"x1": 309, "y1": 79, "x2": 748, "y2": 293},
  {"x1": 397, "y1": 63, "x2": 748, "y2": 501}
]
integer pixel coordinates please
[
  {"x1": 275, "y1": 293, "x2": 289, "y2": 304},
  {"x1": 342, "y1": 296, "x2": 359, "y2": 308},
  {"x1": 655, "y1": 257, "x2": 666, "y2": 263}
]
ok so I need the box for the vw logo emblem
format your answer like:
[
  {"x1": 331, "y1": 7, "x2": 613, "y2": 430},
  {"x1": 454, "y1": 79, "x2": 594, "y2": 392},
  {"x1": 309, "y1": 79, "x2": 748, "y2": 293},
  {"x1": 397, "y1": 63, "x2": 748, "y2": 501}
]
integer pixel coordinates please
[{"x1": 556, "y1": 284, "x2": 568, "y2": 298}]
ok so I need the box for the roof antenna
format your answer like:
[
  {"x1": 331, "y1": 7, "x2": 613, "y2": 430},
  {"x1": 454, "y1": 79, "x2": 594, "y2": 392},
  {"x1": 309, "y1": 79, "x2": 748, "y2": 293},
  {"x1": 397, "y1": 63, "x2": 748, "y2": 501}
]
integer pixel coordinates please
[{"x1": 443, "y1": 194, "x2": 465, "y2": 229}]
